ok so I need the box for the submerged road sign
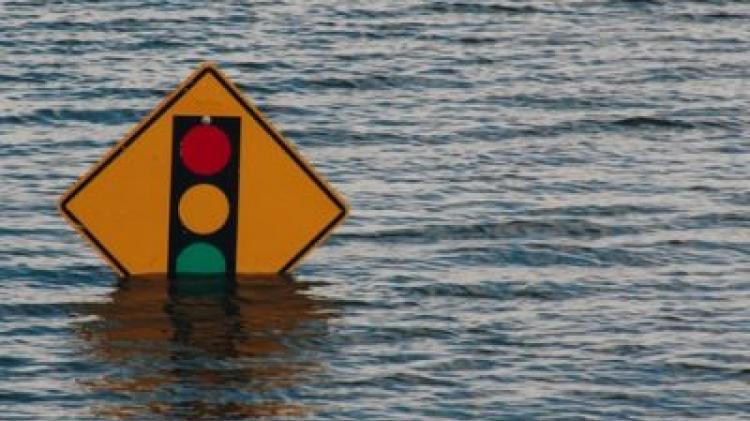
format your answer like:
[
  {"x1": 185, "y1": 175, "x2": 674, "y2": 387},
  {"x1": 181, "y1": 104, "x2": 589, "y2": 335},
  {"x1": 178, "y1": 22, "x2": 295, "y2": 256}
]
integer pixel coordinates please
[{"x1": 59, "y1": 62, "x2": 348, "y2": 277}]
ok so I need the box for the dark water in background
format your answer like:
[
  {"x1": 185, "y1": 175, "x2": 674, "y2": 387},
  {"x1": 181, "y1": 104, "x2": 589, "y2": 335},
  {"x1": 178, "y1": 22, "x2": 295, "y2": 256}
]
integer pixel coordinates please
[{"x1": 0, "y1": 0, "x2": 749, "y2": 419}]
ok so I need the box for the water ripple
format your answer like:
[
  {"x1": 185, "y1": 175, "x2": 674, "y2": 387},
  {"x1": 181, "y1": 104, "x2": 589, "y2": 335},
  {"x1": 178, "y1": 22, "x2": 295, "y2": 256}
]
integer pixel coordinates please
[{"x1": 1, "y1": 0, "x2": 749, "y2": 419}]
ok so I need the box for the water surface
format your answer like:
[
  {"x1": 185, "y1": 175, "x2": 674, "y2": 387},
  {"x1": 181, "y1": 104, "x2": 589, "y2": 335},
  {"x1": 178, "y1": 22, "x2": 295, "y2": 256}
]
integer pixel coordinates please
[{"x1": 1, "y1": 1, "x2": 749, "y2": 419}]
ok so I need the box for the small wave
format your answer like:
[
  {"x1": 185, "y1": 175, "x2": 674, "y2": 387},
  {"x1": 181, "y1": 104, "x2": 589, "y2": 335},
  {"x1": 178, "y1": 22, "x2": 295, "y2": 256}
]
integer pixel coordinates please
[
  {"x1": 419, "y1": 2, "x2": 543, "y2": 14},
  {"x1": 628, "y1": 240, "x2": 750, "y2": 256},
  {"x1": 0, "y1": 226, "x2": 69, "y2": 238},
  {"x1": 0, "y1": 356, "x2": 32, "y2": 368},
  {"x1": 128, "y1": 39, "x2": 191, "y2": 50},
  {"x1": 234, "y1": 60, "x2": 294, "y2": 71},
  {"x1": 456, "y1": 36, "x2": 498, "y2": 45},
  {"x1": 702, "y1": 145, "x2": 749, "y2": 154},
  {"x1": 330, "y1": 8, "x2": 404, "y2": 19},
  {"x1": 0, "y1": 302, "x2": 86, "y2": 318},
  {"x1": 0, "y1": 108, "x2": 145, "y2": 126},
  {"x1": 662, "y1": 360, "x2": 750, "y2": 380},
  {"x1": 441, "y1": 243, "x2": 661, "y2": 267},
  {"x1": 515, "y1": 116, "x2": 733, "y2": 138},
  {"x1": 0, "y1": 265, "x2": 114, "y2": 286},
  {"x1": 340, "y1": 220, "x2": 641, "y2": 244},
  {"x1": 675, "y1": 213, "x2": 750, "y2": 230},
  {"x1": 527, "y1": 204, "x2": 674, "y2": 217},
  {"x1": 399, "y1": 280, "x2": 588, "y2": 301},
  {"x1": 612, "y1": 116, "x2": 732, "y2": 130},
  {"x1": 676, "y1": 12, "x2": 749, "y2": 21},
  {"x1": 611, "y1": 116, "x2": 700, "y2": 129},
  {"x1": 68, "y1": 87, "x2": 167, "y2": 101},
  {"x1": 0, "y1": 73, "x2": 61, "y2": 84},
  {"x1": 281, "y1": 74, "x2": 472, "y2": 92},
  {"x1": 725, "y1": 192, "x2": 750, "y2": 206},
  {"x1": 616, "y1": 0, "x2": 664, "y2": 6}
]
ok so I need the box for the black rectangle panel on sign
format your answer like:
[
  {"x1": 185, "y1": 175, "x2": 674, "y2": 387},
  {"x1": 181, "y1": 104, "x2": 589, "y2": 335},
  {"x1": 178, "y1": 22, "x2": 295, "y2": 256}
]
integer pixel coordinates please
[{"x1": 168, "y1": 115, "x2": 241, "y2": 278}]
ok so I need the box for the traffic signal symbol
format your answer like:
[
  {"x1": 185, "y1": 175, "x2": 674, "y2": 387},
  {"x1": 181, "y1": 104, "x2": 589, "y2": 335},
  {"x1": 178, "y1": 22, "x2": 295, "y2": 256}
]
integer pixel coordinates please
[
  {"x1": 169, "y1": 115, "x2": 241, "y2": 277},
  {"x1": 180, "y1": 123, "x2": 232, "y2": 175},
  {"x1": 179, "y1": 184, "x2": 229, "y2": 234}
]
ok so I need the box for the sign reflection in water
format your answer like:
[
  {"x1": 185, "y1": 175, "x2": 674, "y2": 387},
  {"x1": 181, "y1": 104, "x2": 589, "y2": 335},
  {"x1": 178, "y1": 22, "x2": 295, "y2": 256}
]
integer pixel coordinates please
[{"x1": 76, "y1": 276, "x2": 334, "y2": 419}]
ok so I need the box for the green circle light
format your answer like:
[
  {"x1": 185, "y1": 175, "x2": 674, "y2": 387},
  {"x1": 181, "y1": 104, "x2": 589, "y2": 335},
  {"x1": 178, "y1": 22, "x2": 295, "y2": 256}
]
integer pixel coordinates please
[{"x1": 175, "y1": 242, "x2": 226, "y2": 275}]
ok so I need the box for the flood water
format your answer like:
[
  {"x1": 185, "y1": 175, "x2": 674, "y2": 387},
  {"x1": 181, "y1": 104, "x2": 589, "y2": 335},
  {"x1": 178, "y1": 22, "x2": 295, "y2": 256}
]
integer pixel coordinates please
[{"x1": 1, "y1": 1, "x2": 749, "y2": 419}]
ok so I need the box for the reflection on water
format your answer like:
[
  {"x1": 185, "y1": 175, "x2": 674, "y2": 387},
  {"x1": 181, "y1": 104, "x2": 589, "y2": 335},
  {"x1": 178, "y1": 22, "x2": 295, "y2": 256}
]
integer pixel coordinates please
[{"x1": 76, "y1": 275, "x2": 334, "y2": 420}]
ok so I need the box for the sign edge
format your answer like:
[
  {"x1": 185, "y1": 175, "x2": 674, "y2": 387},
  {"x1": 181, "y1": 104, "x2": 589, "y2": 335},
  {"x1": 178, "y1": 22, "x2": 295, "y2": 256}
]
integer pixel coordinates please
[{"x1": 57, "y1": 62, "x2": 218, "y2": 277}]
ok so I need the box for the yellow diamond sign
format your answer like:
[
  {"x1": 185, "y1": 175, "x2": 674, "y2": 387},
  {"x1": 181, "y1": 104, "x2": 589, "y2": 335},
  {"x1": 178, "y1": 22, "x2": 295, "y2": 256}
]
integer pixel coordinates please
[{"x1": 59, "y1": 62, "x2": 348, "y2": 277}]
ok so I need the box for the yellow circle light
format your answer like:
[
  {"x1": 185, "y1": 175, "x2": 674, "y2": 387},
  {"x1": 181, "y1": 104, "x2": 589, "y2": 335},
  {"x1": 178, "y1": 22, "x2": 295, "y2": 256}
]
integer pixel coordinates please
[{"x1": 178, "y1": 184, "x2": 229, "y2": 234}]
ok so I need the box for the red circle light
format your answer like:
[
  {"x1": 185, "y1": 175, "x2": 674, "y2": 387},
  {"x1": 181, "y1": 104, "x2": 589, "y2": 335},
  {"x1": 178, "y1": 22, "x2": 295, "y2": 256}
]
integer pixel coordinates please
[{"x1": 180, "y1": 124, "x2": 231, "y2": 176}]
